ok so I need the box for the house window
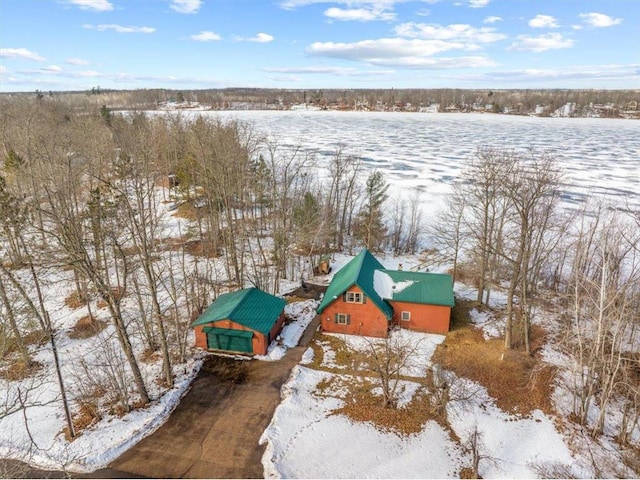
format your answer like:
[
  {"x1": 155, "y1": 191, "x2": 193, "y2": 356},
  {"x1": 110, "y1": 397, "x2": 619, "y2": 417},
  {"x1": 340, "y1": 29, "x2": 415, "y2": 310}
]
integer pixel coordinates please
[
  {"x1": 345, "y1": 292, "x2": 363, "y2": 303},
  {"x1": 401, "y1": 311, "x2": 411, "y2": 322},
  {"x1": 335, "y1": 313, "x2": 350, "y2": 325}
]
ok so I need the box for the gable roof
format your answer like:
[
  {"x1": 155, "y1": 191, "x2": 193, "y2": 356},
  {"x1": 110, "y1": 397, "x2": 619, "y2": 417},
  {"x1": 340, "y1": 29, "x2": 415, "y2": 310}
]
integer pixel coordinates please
[
  {"x1": 191, "y1": 287, "x2": 286, "y2": 334},
  {"x1": 375, "y1": 270, "x2": 455, "y2": 307},
  {"x1": 316, "y1": 249, "x2": 393, "y2": 319}
]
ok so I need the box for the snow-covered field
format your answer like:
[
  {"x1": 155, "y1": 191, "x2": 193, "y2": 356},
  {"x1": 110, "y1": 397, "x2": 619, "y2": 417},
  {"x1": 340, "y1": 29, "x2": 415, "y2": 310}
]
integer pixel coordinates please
[
  {"x1": 169, "y1": 110, "x2": 640, "y2": 210},
  {"x1": 260, "y1": 330, "x2": 582, "y2": 479}
]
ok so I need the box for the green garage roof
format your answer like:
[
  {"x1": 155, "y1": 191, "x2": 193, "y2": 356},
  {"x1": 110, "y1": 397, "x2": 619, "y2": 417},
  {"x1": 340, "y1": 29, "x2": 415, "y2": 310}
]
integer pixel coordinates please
[{"x1": 191, "y1": 287, "x2": 286, "y2": 334}]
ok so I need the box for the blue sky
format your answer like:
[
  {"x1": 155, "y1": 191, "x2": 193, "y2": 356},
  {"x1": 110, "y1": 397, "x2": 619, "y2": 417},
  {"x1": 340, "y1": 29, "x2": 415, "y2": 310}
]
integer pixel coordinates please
[{"x1": 1, "y1": 0, "x2": 638, "y2": 92}]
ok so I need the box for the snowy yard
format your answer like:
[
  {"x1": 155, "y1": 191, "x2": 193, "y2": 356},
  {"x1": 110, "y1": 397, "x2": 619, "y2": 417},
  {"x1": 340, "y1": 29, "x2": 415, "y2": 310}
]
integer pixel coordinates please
[{"x1": 260, "y1": 328, "x2": 585, "y2": 479}]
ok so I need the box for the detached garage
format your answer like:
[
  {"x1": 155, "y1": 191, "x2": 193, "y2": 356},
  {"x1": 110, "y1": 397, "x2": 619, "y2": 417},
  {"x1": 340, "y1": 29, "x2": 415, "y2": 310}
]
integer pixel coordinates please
[{"x1": 191, "y1": 288, "x2": 287, "y2": 356}]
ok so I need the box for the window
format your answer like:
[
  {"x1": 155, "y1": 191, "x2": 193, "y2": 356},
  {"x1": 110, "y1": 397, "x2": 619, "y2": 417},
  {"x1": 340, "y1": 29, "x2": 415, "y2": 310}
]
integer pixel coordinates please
[
  {"x1": 345, "y1": 292, "x2": 363, "y2": 303},
  {"x1": 401, "y1": 311, "x2": 411, "y2": 322},
  {"x1": 335, "y1": 313, "x2": 349, "y2": 325}
]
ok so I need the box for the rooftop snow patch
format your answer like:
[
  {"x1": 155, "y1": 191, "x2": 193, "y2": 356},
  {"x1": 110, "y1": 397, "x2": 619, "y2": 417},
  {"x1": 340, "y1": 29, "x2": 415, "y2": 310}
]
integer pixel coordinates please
[{"x1": 373, "y1": 270, "x2": 414, "y2": 299}]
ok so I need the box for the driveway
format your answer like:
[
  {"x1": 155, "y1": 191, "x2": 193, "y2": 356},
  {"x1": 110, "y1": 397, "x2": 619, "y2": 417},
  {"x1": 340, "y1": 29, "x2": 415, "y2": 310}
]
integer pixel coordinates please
[{"x1": 103, "y1": 328, "x2": 315, "y2": 478}]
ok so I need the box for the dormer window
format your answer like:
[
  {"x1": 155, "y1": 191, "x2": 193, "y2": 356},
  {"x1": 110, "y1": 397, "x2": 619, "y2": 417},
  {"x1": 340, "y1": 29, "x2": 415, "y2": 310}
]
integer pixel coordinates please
[{"x1": 345, "y1": 292, "x2": 363, "y2": 303}]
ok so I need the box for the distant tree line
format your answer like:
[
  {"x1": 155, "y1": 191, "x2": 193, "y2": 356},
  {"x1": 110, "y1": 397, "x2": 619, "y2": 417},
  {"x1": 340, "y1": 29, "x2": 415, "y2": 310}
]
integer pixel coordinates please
[{"x1": 1, "y1": 88, "x2": 637, "y2": 115}]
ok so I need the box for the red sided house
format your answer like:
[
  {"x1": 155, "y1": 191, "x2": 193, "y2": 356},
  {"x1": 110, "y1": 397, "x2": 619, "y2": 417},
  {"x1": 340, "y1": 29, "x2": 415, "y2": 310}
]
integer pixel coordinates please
[
  {"x1": 191, "y1": 287, "x2": 286, "y2": 355},
  {"x1": 316, "y1": 250, "x2": 454, "y2": 337}
]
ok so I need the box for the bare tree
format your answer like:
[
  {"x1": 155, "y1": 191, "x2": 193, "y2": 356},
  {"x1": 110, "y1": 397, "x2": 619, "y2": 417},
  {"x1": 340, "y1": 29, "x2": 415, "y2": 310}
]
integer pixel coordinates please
[
  {"x1": 500, "y1": 151, "x2": 562, "y2": 352},
  {"x1": 358, "y1": 333, "x2": 423, "y2": 409}
]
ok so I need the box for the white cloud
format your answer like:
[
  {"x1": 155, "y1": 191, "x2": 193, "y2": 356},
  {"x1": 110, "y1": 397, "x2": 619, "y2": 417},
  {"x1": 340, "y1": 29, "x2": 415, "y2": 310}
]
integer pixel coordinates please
[
  {"x1": 572, "y1": 25, "x2": 583, "y2": 30},
  {"x1": 66, "y1": 58, "x2": 90, "y2": 65},
  {"x1": 170, "y1": 0, "x2": 202, "y2": 14},
  {"x1": 83, "y1": 24, "x2": 156, "y2": 33},
  {"x1": 307, "y1": 38, "x2": 496, "y2": 69},
  {"x1": 460, "y1": 63, "x2": 640, "y2": 84},
  {"x1": 324, "y1": 6, "x2": 395, "y2": 21},
  {"x1": 508, "y1": 33, "x2": 574, "y2": 52},
  {"x1": 237, "y1": 33, "x2": 274, "y2": 43},
  {"x1": 77, "y1": 70, "x2": 101, "y2": 77},
  {"x1": 42, "y1": 65, "x2": 63, "y2": 73},
  {"x1": 67, "y1": 0, "x2": 113, "y2": 11},
  {"x1": 395, "y1": 22, "x2": 506, "y2": 43},
  {"x1": 263, "y1": 66, "x2": 394, "y2": 76},
  {"x1": 280, "y1": 0, "x2": 423, "y2": 10},
  {"x1": 579, "y1": 12, "x2": 622, "y2": 28},
  {"x1": 0, "y1": 48, "x2": 45, "y2": 62},
  {"x1": 468, "y1": 0, "x2": 490, "y2": 8},
  {"x1": 528, "y1": 14, "x2": 559, "y2": 28},
  {"x1": 189, "y1": 31, "x2": 221, "y2": 41},
  {"x1": 0, "y1": 66, "x2": 8, "y2": 74},
  {"x1": 483, "y1": 16, "x2": 502, "y2": 24}
]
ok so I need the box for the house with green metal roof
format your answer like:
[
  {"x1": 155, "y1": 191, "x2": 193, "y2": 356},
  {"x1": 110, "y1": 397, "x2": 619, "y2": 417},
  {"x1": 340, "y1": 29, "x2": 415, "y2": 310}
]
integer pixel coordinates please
[
  {"x1": 192, "y1": 287, "x2": 287, "y2": 355},
  {"x1": 317, "y1": 250, "x2": 454, "y2": 337}
]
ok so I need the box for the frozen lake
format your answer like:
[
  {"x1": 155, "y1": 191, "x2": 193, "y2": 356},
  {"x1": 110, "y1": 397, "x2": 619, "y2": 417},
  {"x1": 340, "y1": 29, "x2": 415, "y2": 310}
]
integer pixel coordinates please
[{"x1": 169, "y1": 110, "x2": 640, "y2": 211}]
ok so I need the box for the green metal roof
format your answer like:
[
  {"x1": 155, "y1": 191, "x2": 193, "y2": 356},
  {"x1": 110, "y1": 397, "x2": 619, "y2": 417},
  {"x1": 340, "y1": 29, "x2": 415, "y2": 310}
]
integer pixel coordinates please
[
  {"x1": 191, "y1": 288, "x2": 286, "y2": 334},
  {"x1": 317, "y1": 249, "x2": 393, "y2": 319},
  {"x1": 380, "y1": 270, "x2": 455, "y2": 307}
]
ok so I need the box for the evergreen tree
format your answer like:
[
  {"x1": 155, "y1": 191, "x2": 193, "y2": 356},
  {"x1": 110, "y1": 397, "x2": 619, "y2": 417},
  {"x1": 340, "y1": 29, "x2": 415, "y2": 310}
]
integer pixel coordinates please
[{"x1": 355, "y1": 170, "x2": 388, "y2": 251}]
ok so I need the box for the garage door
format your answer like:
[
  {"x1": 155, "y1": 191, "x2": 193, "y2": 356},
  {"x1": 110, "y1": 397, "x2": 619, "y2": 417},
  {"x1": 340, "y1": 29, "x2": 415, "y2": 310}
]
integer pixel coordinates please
[{"x1": 204, "y1": 327, "x2": 253, "y2": 353}]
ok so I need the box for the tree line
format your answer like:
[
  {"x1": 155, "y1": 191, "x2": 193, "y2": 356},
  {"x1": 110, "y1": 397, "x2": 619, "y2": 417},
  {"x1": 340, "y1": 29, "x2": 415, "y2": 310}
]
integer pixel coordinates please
[{"x1": 2, "y1": 87, "x2": 638, "y2": 115}]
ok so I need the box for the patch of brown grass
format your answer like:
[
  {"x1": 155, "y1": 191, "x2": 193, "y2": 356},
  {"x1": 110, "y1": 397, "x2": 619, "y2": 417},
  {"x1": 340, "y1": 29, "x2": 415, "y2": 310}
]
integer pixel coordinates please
[
  {"x1": 183, "y1": 238, "x2": 221, "y2": 258},
  {"x1": 1, "y1": 330, "x2": 46, "y2": 359},
  {"x1": 158, "y1": 235, "x2": 190, "y2": 252},
  {"x1": 173, "y1": 202, "x2": 199, "y2": 220},
  {"x1": 451, "y1": 262, "x2": 480, "y2": 287},
  {"x1": 0, "y1": 360, "x2": 43, "y2": 381},
  {"x1": 68, "y1": 315, "x2": 108, "y2": 340},
  {"x1": 64, "y1": 290, "x2": 87, "y2": 309},
  {"x1": 433, "y1": 320, "x2": 556, "y2": 416},
  {"x1": 24, "y1": 330, "x2": 48, "y2": 346},
  {"x1": 141, "y1": 347, "x2": 161, "y2": 363},
  {"x1": 321, "y1": 335, "x2": 360, "y2": 370},
  {"x1": 63, "y1": 402, "x2": 103, "y2": 440},
  {"x1": 334, "y1": 379, "x2": 436, "y2": 436},
  {"x1": 96, "y1": 287, "x2": 126, "y2": 309},
  {"x1": 459, "y1": 467, "x2": 480, "y2": 479},
  {"x1": 285, "y1": 295, "x2": 308, "y2": 304},
  {"x1": 622, "y1": 445, "x2": 640, "y2": 477},
  {"x1": 307, "y1": 335, "x2": 325, "y2": 369}
]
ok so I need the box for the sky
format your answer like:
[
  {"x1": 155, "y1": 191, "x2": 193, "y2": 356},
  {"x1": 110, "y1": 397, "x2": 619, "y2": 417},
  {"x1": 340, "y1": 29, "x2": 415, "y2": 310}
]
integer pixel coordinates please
[{"x1": 0, "y1": 0, "x2": 639, "y2": 92}]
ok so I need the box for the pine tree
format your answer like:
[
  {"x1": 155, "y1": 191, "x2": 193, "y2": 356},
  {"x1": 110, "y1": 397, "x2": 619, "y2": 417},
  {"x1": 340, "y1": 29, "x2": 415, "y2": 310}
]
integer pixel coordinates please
[{"x1": 355, "y1": 170, "x2": 388, "y2": 251}]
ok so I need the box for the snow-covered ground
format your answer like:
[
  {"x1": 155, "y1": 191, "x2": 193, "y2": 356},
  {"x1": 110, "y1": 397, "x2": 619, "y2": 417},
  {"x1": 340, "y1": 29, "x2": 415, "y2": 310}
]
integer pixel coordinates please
[
  {"x1": 256, "y1": 300, "x2": 318, "y2": 361},
  {"x1": 260, "y1": 329, "x2": 582, "y2": 479},
  {"x1": 260, "y1": 365, "x2": 465, "y2": 479}
]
